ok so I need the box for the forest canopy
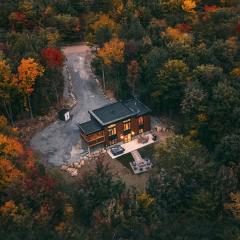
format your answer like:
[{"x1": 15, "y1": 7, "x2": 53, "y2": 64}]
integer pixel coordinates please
[{"x1": 1, "y1": 0, "x2": 240, "y2": 239}]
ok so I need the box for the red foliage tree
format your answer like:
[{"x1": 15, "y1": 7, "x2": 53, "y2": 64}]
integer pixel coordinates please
[
  {"x1": 204, "y1": 5, "x2": 219, "y2": 12},
  {"x1": 41, "y1": 48, "x2": 65, "y2": 69},
  {"x1": 236, "y1": 23, "x2": 240, "y2": 34},
  {"x1": 9, "y1": 12, "x2": 27, "y2": 26}
]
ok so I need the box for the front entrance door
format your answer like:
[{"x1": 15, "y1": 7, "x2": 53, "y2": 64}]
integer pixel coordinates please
[{"x1": 123, "y1": 133, "x2": 132, "y2": 143}]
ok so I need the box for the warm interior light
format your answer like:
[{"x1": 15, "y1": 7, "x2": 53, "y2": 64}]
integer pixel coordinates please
[
  {"x1": 120, "y1": 135, "x2": 124, "y2": 139},
  {"x1": 131, "y1": 131, "x2": 135, "y2": 135}
]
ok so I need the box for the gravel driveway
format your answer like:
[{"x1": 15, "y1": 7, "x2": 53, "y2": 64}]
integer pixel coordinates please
[{"x1": 30, "y1": 45, "x2": 111, "y2": 166}]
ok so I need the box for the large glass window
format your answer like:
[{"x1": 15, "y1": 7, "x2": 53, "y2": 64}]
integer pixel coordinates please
[
  {"x1": 123, "y1": 133, "x2": 132, "y2": 143},
  {"x1": 123, "y1": 119, "x2": 131, "y2": 131},
  {"x1": 88, "y1": 131, "x2": 104, "y2": 141},
  {"x1": 108, "y1": 124, "x2": 116, "y2": 136}
]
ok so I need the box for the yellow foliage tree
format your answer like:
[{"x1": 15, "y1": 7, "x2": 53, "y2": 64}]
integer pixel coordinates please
[
  {"x1": 45, "y1": 29, "x2": 61, "y2": 46},
  {"x1": 19, "y1": 0, "x2": 34, "y2": 16},
  {"x1": 231, "y1": 67, "x2": 240, "y2": 77},
  {"x1": 97, "y1": 38, "x2": 125, "y2": 65},
  {"x1": 90, "y1": 14, "x2": 118, "y2": 35},
  {"x1": 182, "y1": 0, "x2": 197, "y2": 13},
  {"x1": 136, "y1": 192, "x2": 155, "y2": 208},
  {"x1": 136, "y1": 192, "x2": 156, "y2": 219}
]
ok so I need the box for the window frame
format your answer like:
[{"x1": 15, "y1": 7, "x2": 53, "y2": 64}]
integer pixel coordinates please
[
  {"x1": 123, "y1": 119, "x2": 131, "y2": 131},
  {"x1": 108, "y1": 124, "x2": 117, "y2": 136}
]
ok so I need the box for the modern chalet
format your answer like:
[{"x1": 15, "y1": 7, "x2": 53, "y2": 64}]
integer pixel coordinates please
[{"x1": 78, "y1": 99, "x2": 151, "y2": 152}]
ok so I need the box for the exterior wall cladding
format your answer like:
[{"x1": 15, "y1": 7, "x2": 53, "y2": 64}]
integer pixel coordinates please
[{"x1": 96, "y1": 115, "x2": 151, "y2": 147}]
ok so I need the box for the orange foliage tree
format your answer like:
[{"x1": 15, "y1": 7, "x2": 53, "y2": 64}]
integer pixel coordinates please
[
  {"x1": 163, "y1": 27, "x2": 193, "y2": 44},
  {"x1": 97, "y1": 38, "x2": 125, "y2": 92},
  {"x1": 0, "y1": 133, "x2": 24, "y2": 159},
  {"x1": 0, "y1": 60, "x2": 15, "y2": 124},
  {"x1": 0, "y1": 158, "x2": 23, "y2": 189},
  {"x1": 182, "y1": 0, "x2": 197, "y2": 13},
  {"x1": 97, "y1": 38, "x2": 125, "y2": 65},
  {"x1": 14, "y1": 58, "x2": 44, "y2": 119}
]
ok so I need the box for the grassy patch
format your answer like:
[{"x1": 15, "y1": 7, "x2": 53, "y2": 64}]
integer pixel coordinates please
[{"x1": 116, "y1": 153, "x2": 134, "y2": 170}]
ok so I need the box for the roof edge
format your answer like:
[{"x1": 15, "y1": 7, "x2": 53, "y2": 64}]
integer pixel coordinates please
[{"x1": 77, "y1": 120, "x2": 102, "y2": 135}]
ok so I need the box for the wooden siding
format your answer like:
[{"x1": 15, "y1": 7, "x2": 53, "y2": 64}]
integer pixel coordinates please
[{"x1": 143, "y1": 115, "x2": 151, "y2": 132}]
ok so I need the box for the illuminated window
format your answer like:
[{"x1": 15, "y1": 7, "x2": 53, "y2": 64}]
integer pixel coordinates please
[
  {"x1": 123, "y1": 119, "x2": 131, "y2": 131},
  {"x1": 88, "y1": 131, "x2": 104, "y2": 141},
  {"x1": 138, "y1": 116, "x2": 144, "y2": 125},
  {"x1": 108, "y1": 124, "x2": 116, "y2": 136}
]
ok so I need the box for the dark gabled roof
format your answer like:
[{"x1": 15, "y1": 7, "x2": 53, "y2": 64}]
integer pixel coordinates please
[
  {"x1": 78, "y1": 119, "x2": 102, "y2": 135},
  {"x1": 89, "y1": 101, "x2": 135, "y2": 126},
  {"x1": 123, "y1": 99, "x2": 151, "y2": 116}
]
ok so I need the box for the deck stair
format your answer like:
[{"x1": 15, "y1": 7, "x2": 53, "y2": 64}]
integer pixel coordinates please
[
  {"x1": 131, "y1": 150, "x2": 143, "y2": 163},
  {"x1": 130, "y1": 150, "x2": 152, "y2": 174}
]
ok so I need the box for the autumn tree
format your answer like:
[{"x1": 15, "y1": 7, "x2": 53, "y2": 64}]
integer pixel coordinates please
[
  {"x1": 14, "y1": 58, "x2": 44, "y2": 119},
  {"x1": 0, "y1": 158, "x2": 23, "y2": 190},
  {"x1": 163, "y1": 26, "x2": 193, "y2": 45},
  {"x1": 127, "y1": 60, "x2": 140, "y2": 96},
  {"x1": 40, "y1": 48, "x2": 64, "y2": 101},
  {"x1": 8, "y1": 12, "x2": 28, "y2": 30},
  {"x1": 0, "y1": 60, "x2": 15, "y2": 125},
  {"x1": 97, "y1": 38, "x2": 125, "y2": 65},
  {"x1": 182, "y1": 0, "x2": 197, "y2": 13},
  {"x1": 225, "y1": 192, "x2": 240, "y2": 220},
  {"x1": 97, "y1": 38, "x2": 125, "y2": 93},
  {"x1": 41, "y1": 48, "x2": 64, "y2": 69},
  {"x1": 90, "y1": 14, "x2": 119, "y2": 46}
]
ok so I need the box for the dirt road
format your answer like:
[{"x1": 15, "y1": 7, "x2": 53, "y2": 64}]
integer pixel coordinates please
[{"x1": 30, "y1": 44, "x2": 111, "y2": 166}]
